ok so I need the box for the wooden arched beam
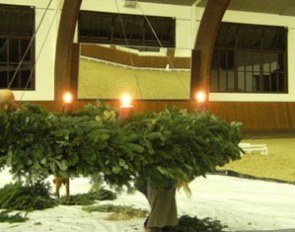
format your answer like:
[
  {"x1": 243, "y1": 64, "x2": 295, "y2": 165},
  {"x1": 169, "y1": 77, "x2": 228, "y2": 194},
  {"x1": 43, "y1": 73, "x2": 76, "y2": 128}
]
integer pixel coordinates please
[
  {"x1": 190, "y1": 0, "x2": 231, "y2": 100},
  {"x1": 54, "y1": 0, "x2": 82, "y2": 101}
]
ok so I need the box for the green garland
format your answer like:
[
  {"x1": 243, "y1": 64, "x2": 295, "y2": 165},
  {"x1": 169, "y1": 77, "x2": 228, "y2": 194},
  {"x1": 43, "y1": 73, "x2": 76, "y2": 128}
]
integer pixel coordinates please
[{"x1": 0, "y1": 103, "x2": 242, "y2": 189}]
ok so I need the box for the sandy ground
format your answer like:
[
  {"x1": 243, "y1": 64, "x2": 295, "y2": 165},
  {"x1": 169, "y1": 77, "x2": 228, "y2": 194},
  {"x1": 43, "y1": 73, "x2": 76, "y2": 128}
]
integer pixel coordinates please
[
  {"x1": 78, "y1": 58, "x2": 190, "y2": 99},
  {"x1": 220, "y1": 138, "x2": 295, "y2": 182},
  {"x1": 1, "y1": 167, "x2": 295, "y2": 232}
]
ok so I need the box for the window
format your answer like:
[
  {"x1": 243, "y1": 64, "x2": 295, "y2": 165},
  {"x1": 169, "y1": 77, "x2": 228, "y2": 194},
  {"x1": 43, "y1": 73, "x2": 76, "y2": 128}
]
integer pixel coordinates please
[
  {"x1": 0, "y1": 4, "x2": 35, "y2": 90},
  {"x1": 78, "y1": 11, "x2": 176, "y2": 47},
  {"x1": 211, "y1": 23, "x2": 287, "y2": 93}
]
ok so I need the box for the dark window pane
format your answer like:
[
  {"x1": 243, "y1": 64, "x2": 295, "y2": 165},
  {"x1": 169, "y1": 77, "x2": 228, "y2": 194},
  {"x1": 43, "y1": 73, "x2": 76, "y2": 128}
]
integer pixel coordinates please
[
  {"x1": 9, "y1": 39, "x2": 20, "y2": 62},
  {"x1": 18, "y1": 11, "x2": 34, "y2": 35},
  {"x1": 8, "y1": 9, "x2": 19, "y2": 34},
  {"x1": 212, "y1": 22, "x2": 287, "y2": 93},
  {"x1": 237, "y1": 26, "x2": 262, "y2": 49},
  {"x1": 99, "y1": 15, "x2": 113, "y2": 39},
  {"x1": 79, "y1": 13, "x2": 94, "y2": 36},
  {"x1": 0, "y1": 4, "x2": 35, "y2": 90},
  {"x1": 0, "y1": 5, "x2": 33, "y2": 36},
  {"x1": 0, "y1": 69, "x2": 7, "y2": 88},
  {"x1": 237, "y1": 51, "x2": 260, "y2": 69},
  {"x1": 0, "y1": 38, "x2": 8, "y2": 62},
  {"x1": 20, "y1": 39, "x2": 31, "y2": 61},
  {"x1": 218, "y1": 69, "x2": 227, "y2": 92},
  {"x1": 9, "y1": 70, "x2": 20, "y2": 88},
  {"x1": 144, "y1": 21, "x2": 155, "y2": 42},
  {"x1": 216, "y1": 23, "x2": 237, "y2": 48},
  {"x1": 263, "y1": 28, "x2": 287, "y2": 50},
  {"x1": 213, "y1": 50, "x2": 234, "y2": 70},
  {"x1": 210, "y1": 70, "x2": 219, "y2": 92},
  {"x1": 113, "y1": 16, "x2": 123, "y2": 40},
  {"x1": 79, "y1": 11, "x2": 175, "y2": 47},
  {"x1": 20, "y1": 70, "x2": 31, "y2": 88},
  {"x1": 124, "y1": 16, "x2": 144, "y2": 42},
  {"x1": 0, "y1": 9, "x2": 8, "y2": 34},
  {"x1": 7, "y1": 8, "x2": 33, "y2": 35}
]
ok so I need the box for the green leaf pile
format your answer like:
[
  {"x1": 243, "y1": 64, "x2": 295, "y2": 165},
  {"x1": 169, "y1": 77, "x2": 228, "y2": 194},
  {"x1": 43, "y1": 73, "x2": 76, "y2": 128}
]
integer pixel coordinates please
[
  {"x1": 58, "y1": 188, "x2": 117, "y2": 205},
  {"x1": 0, "y1": 210, "x2": 28, "y2": 223},
  {"x1": 172, "y1": 215, "x2": 228, "y2": 232},
  {"x1": 0, "y1": 103, "x2": 243, "y2": 189},
  {"x1": 0, "y1": 180, "x2": 56, "y2": 211}
]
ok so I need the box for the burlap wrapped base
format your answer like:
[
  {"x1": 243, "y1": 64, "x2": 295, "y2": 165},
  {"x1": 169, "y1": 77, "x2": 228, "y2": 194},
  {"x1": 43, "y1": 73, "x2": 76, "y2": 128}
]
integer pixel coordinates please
[{"x1": 146, "y1": 186, "x2": 178, "y2": 229}]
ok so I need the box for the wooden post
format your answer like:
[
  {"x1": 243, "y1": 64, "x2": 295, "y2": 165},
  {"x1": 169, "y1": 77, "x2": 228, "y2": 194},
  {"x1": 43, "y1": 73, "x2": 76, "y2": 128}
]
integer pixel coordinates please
[
  {"x1": 55, "y1": 0, "x2": 82, "y2": 101},
  {"x1": 190, "y1": 0, "x2": 231, "y2": 101}
]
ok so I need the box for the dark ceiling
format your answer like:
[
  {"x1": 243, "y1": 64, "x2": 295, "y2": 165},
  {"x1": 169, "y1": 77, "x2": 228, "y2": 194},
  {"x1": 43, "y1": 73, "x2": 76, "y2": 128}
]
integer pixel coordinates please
[{"x1": 139, "y1": 0, "x2": 295, "y2": 16}]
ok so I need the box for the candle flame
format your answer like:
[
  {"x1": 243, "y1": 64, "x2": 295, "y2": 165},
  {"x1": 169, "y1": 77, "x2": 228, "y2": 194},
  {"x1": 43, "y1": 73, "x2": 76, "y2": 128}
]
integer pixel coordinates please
[
  {"x1": 63, "y1": 92, "x2": 73, "y2": 103},
  {"x1": 195, "y1": 91, "x2": 206, "y2": 103},
  {"x1": 121, "y1": 93, "x2": 132, "y2": 107}
]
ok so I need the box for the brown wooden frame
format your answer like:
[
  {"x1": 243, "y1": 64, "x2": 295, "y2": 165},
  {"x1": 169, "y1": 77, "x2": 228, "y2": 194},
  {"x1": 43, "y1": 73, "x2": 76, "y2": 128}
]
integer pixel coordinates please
[{"x1": 190, "y1": 0, "x2": 231, "y2": 99}]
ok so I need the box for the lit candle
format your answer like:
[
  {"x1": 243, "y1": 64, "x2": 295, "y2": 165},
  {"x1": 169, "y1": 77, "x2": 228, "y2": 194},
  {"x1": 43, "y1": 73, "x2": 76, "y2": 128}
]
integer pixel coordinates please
[
  {"x1": 62, "y1": 92, "x2": 73, "y2": 113},
  {"x1": 195, "y1": 90, "x2": 207, "y2": 111},
  {"x1": 119, "y1": 93, "x2": 134, "y2": 119},
  {"x1": 195, "y1": 91, "x2": 206, "y2": 103}
]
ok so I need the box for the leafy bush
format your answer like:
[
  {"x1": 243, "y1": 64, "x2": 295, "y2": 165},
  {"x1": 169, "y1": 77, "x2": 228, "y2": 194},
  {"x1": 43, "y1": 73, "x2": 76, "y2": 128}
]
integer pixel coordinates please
[
  {"x1": 58, "y1": 188, "x2": 117, "y2": 205},
  {"x1": 172, "y1": 215, "x2": 228, "y2": 232},
  {"x1": 0, "y1": 210, "x2": 28, "y2": 223},
  {"x1": 0, "y1": 180, "x2": 56, "y2": 210},
  {"x1": 126, "y1": 108, "x2": 242, "y2": 187},
  {"x1": 0, "y1": 103, "x2": 242, "y2": 189}
]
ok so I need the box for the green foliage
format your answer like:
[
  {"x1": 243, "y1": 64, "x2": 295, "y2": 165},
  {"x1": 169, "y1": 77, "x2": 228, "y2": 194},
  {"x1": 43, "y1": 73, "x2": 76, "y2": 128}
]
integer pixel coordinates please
[
  {"x1": 0, "y1": 103, "x2": 243, "y2": 189},
  {"x1": 172, "y1": 215, "x2": 228, "y2": 232},
  {"x1": 0, "y1": 104, "x2": 58, "y2": 180},
  {"x1": 58, "y1": 188, "x2": 117, "y2": 205},
  {"x1": 0, "y1": 210, "x2": 28, "y2": 223},
  {"x1": 0, "y1": 180, "x2": 56, "y2": 211},
  {"x1": 126, "y1": 108, "x2": 243, "y2": 187},
  {"x1": 58, "y1": 194, "x2": 95, "y2": 206}
]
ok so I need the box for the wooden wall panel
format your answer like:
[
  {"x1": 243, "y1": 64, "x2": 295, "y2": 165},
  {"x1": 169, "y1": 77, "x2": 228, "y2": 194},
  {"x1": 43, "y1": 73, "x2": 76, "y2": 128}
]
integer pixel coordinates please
[
  {"x1": 209, "y1": 102, "x2": 295, "y2": 133},
  {"x1": 24, "y1": 100, "x2": 295, "y2": 134},
  {"x1": 287, "y1": 102, "x2": 295, "y2": 128}
]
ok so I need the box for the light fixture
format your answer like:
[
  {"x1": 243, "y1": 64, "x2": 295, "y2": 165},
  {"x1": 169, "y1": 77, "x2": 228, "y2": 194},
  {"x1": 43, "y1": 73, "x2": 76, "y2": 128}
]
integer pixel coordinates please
[
  {"x1": 120, "y1": 93, "x2": 132, "y2": 107},
  {"x1": 63, "y1": 92, "x2": 73, "y2": 104},
  {"x1": 195, "y1": 91, "x2": 206, "y2": 103},
  {"x1": 62, "y1": 92, "x2": 73, "y2": 114},
  {"x1": 119, "y1": 93, "x2": 134, "y2": 119}
]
